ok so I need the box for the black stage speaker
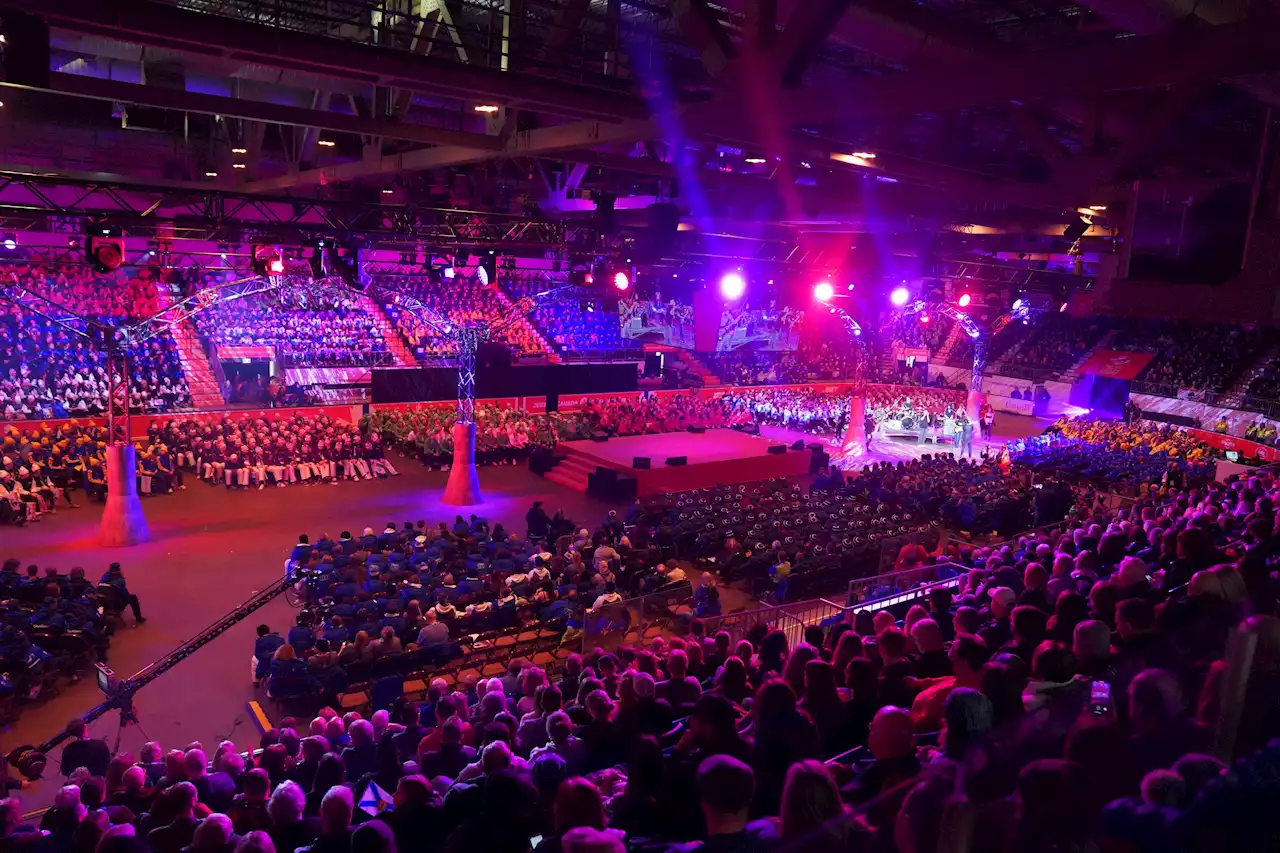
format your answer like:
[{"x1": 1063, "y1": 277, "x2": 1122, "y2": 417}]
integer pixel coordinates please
[
  {"x1": 633, "y1": 456, "x2": 651, "y2": 469},
  {"x1": 590, "y1": 431, "x2": 610, "y2": 442},
  {"x1": 639, "y1": 202, "x2": 681, "y2": 262},
  {"x1": 768, "y1": 445, "x2": 787, "y2": 455},
  {"x1": 546, "y1": 393, "x2": 559, "y2": 413},
  {"x1": 790, "y1": 439, "x2": 805, "y2": 450},
  {"x1": 807, "y1": 443, "x2": 824, "y2": 453},
  {"x1": 688, "y1": 426, "x2": 707, "y2": 434},
  {"x1": 665, "y1": 456, "x2": 688, "y2": 466}
]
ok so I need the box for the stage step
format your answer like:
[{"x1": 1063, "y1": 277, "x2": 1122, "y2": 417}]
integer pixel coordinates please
[
  {"x1": 355, "y1": 292, "x2": 418, "y2": 366},
  {"x1": 545, "y1": 468, "x2": 589, "y2": 491},
  {"x1": 153, "y1": 283, "x2": 226, "y2": 410}
]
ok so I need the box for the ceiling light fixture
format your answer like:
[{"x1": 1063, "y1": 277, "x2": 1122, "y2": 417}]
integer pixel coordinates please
[
  {"x1": 1088, "y1": 205, "x2": 1107, "y2": 211},
  {"x1": 231, "y1": 147, "x2": 247, "y2": 154},
  {"x1": 745, "y1": 157, "x2": 766, "y2": 164},
  {"x1": 232, "y1": 163, "x2": 246, "y2": 169},
  {"x1": 474, "y1": 104, "x2": 500, "y2": 113},
  {"x1": 852, "y1": 151, "x2": 876, "y2": 159},
  {"x1": 204, "y1": 171, "x2": 218, "y2": 178},
  {"x1": 318, "y1": 139, "x2": 336, "y2": 147},
  {"x1": 381, "y1": 186, "x2": 394, "y2": 195}
]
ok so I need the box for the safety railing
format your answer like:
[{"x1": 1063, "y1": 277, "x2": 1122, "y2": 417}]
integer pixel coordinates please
[
  {"x1": 846, "y1": 562, "x2": 965, "y2": 607},
  {"x1": 701, "y1": 606, "x2": 808, "y2": 648},
  {"x1": 580, "y1": 581, "x2": 694, "y2": 653}
]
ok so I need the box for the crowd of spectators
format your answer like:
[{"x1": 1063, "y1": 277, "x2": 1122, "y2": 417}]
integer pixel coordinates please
[
  {"x1": 364, "y1": 396, "x2": 746, "y2": 470},
  {"x1": 187, "y1": 283, "x2": 389, "y2": 368},
  {"x1": 709, "y1": 342, "x2": 860, "y2": 387},
  {"x1": 501, "y1": 273, "x2": 629, "y2": 355},
  {"x1": 375, "y1": 275, "x2": 548, "y2": 360},
  {"x1": 260, "y1": 501, "x2": 700, "y2": 702},
  {"x1": 20, "y1": 450, "x2": 1280, "y2": 853},
  {"x1": 0, "y1": 559, "x2": 144, "y2": 702},
  {"x1": 0, "y1": 421, "x2": 144, "y2": 522},
  {"x1": 1, "y1": 261, "x2": 192, "y2": 420},
  {"x1": 1112, "y1": 318, "x2": 1274, "y2": 395},
  {"x1": 1010, "y1": 314, "x2": 1115, "y2": 376},
  {"x1": 632, "y1": 454, "x2": 1028, "y2": 602},
  {"x1": 1009, "y1": 417, "x2": 1215, "y2": 491},
  {"x1": 146, "y1": 415, "x2": 397, "y2": 491}
]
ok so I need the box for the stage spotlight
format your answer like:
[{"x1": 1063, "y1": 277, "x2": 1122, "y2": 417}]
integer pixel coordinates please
[
  {"x1": 252, "y1": 245, "x2": 285, "y2": 277},
  {"x1": 1012, "y1": 298, "x2": 1024, "y2": 310},
  {"x1": 442, "y1": 266, "x2": 456, "y2": 280},
  {"x1": 719, "y1": 271, "x2": 746, "y2": 300},
  {"x1": 958, "y1": 292, "x2": 971, "y2": 308},
  {"x1": 612, "y1": 270, "x2": 631, "y2": 292},
  {"x1": 2, "y1": 234, "x2": 15, "y2": 251},
  {"x1": 890, "y1": 286, "x2": 910, "y2": 306},
  {"x1": 87, "y1": 233, "x2": 125, "y2": 273},
  {"x1": 813, "y1": 281, "x2": 834, "y2": 303},
  {"x1": 920, "y1": 314, "x2": 930, "y2": 324}
]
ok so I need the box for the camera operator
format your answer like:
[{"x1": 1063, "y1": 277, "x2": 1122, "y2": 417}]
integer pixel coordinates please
[{"x1": 58, "y1": 719, "x2": 110, "y2": 778}]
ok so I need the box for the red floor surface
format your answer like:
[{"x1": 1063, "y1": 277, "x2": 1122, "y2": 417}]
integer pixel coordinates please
[{"x1": 559, "y1": 429, "x2": 812, "y2": 494}]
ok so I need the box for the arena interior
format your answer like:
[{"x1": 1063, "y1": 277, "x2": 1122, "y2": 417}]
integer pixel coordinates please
[{"x1": 2, "y1": 2, "x2": 1280, "y2": 852}]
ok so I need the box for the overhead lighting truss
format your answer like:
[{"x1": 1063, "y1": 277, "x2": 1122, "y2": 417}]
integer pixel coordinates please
[{"x1": 0, "y1": 172, "x2": 568, "y2": 247}]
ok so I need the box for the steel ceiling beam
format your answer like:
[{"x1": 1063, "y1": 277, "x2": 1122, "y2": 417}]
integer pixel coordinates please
[
  {"x1": 4, "y1": 73, "x2": 501, "y2": 151},
  {"x1": 243, "y1": 117, "x2": 661, "y2": 192},
  {"x1": 772, "y1": 0, "x2": 854, "y2": 87},
  {"x1": 773, "y1": 16, "x2": 1280, "y2": 125},
  {"x1": 34, "y1": 0, "x2": 651, "y2": 123},
  {"x1": 0, "y1": 169, "x2": 568, "y2": 245},
  {"x1": 672, "y1": 0, "x2": 737, "y2": 77}
]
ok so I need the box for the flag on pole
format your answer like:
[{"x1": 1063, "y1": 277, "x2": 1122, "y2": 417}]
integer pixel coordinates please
[{"x1": 359, "y1": 781, "x2": 394, "y2": 816}]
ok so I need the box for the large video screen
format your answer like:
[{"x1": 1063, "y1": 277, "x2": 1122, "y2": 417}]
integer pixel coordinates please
[{"x1": 619, "y1": 295, "x2": 801, "y2": 351}]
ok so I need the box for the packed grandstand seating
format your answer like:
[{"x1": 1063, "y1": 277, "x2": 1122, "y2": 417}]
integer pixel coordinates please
[
  {"x1": 1005, "y1": 314, "x2": 1115, "y2": 376},
  {"x1": 9, "y1": 417, "x2": 1279, "y2": 853},
  {"x1": 500, "y1": 271, "x2": 631, "y2": 356},
  {"x1": 709, "y1": 342, "x2": 860, "y2": 387},
  {"x1": 186, "y1": 277, "x2": 390, "y2": 368},
  {"x1": 1112, "y1": 318, "x2": 1274, "y2": 394},
  {"x1": 375, "y1": 274, "x2": 548, "y2": 359},
  {"x1": 1013, "y1": 416, "x2": 1214, "y2": 489},
  {"x1": 0, "y1": 260, "x2": 192, "y2": 419}
]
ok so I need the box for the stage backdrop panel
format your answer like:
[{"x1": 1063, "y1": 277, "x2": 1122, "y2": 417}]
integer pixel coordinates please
[
  {"x1": 371, "y1": 367, "x2": 457, "y2": 404},
  {"x1": 373, "y1": 364, "x2": 638, "y2": 404}
]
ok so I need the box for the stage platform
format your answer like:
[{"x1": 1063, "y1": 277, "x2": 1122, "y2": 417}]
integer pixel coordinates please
[{"x1": 549, "y1": 429, "x2": 814, "y2": 494}]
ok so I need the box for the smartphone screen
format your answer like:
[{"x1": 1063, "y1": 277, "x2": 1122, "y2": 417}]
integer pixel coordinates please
[{"x1": 1090, "y1": 680, "x2": 1111, "y2": 715}]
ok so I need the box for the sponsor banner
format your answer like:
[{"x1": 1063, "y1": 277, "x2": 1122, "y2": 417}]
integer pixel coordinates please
[
  {"x1": 217, "y1": 346, "x2": 276, "y2": 359},
  {"x1": 991, "y1": 396, "x2": 1035, "y2": 416},
  {"x1": 1185, "y1": 428, "x2": 1275, "y2": 461},
  {"x1": 1078, "y1": 349, "x2": 1155, "y2": 380}
]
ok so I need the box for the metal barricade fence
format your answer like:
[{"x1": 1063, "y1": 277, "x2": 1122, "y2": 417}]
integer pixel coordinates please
[
  {"x1": 847, "y1": 563, "x2": 963, "y2": 606},
  {"x1": 580, "y1": 581, "x2": 694, "y2": 653},
  {"x1": 702, "y1": 606, "x2": 808, "y2": 648}
]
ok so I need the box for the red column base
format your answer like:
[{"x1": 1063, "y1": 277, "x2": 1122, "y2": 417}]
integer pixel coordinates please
[
  {"x1": 834, "y1": 396, "x2": 867, "y2": 465},
  {"x1": 100, "y1": 444, "x2": 151, "y2": 547},
  {"x1": 967, "y1": 390, "x2": 986, "y2": 424},
  {"x1": 443, "y1": 423, "x2": 483, "y2": 506}
]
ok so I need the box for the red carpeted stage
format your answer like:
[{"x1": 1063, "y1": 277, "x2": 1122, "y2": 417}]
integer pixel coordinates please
[{"x1": 550, "y1": 429, "x2": 813, "y2": 494}]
